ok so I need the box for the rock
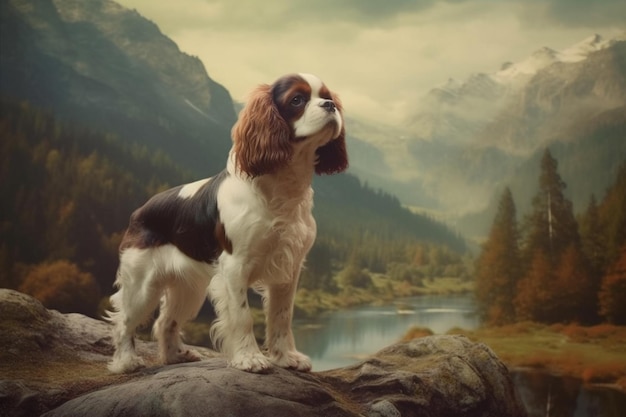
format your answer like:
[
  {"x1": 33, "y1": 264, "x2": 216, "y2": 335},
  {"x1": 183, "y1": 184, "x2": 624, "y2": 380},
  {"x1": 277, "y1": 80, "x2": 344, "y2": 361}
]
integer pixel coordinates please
[
  {"x1": 0, "y1": 289, "x2": 527, "y2": 417},
  {"x1": 324, "y1": 336, "x2": 526, "y2": 416},
  {"x1": 42, "y1": 361, "x2": 358, "y2": 417}
]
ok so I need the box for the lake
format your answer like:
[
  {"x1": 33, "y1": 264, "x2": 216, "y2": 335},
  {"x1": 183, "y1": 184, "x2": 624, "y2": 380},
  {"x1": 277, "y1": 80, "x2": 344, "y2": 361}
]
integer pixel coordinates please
[
  {"x1": 294, "y1": 294, "x2": 478, "y2": 371},
  {"x1": 293, "y1": 294, "x2": 626, "y2": 417}
]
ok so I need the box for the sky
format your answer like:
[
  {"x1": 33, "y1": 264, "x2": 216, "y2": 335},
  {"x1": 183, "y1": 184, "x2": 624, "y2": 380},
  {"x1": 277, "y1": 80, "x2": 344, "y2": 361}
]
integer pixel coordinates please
[{"x1": 116, "y1": 0, "x2": 625, "y2": 125}]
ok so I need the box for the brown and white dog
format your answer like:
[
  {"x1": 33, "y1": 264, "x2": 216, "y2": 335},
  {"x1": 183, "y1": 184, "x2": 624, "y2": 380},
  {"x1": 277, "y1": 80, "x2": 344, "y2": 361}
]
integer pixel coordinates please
[{"x1": 106, "y1": 73, "x2": 347, "y2": 373}]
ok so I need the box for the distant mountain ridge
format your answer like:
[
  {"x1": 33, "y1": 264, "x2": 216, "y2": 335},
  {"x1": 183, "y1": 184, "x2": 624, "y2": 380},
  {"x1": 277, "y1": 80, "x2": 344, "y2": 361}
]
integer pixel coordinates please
[
  {"x1": 347, "y1": 33, "x2": 626, "y2": 239},
  {"x1": 1, "y1": 0, "x2": 235, "y2": 173},
  {"x1": 407, "y1": 33, "x2": 625, "y2": 150}
]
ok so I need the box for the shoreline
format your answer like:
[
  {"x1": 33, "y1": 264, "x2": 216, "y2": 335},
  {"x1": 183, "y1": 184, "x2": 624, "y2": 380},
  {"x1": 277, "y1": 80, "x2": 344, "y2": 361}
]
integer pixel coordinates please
[
  {"x1": 294, "y1": 276, "x2": 474, "y2": 319},
  {"x1": 300, "y1": 291, "x2": 626, "y2": 393},
  {"x1": 442, "y1": 322, "x2": 626, "y2": 392},
  {"x1": 509, "y1": 366, "x2": 626, "y2": 393}
]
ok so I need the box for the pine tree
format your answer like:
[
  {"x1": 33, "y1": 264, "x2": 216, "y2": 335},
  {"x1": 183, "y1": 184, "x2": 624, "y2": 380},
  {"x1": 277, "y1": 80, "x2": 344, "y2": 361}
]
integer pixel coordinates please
[
  {"x1": 522, "y1": 149, "x2": 580, "y2": 265},
  {"x1": 580, "y1": 195, "x2": 607, "y2": 275},
  {"x1": 554, "y1": 244, "x2": 594, "y2": 323},
  {"x1": 598, "y1": 161, "x2": 626, "y2": 264},
  {"x1": 515, "y1": 251, "x2": 554, "y2": 322},
  {"x1": 599, "y1": 245, "x2": 626, "y2": 325},
  {"x1": 475, "y1": 188, "x2": 522, "y2": 325},
  {"x1": 579, "y1": 195, "x2": 605, "y2": 322},
  {"x1": 518, "y1": 149, "x2": 583, "y2": 323}
]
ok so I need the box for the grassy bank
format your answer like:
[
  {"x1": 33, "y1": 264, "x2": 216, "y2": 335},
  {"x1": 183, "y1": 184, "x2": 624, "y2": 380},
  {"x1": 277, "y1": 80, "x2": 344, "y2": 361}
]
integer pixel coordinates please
[
  {"x1": 403, "y1": 322, "x2": 626, "y2": 391},
  {"x1": 183, "y1": 276, "x2": 473, "y2": 348},
  {"x1": 295, "y1": 276, "x2": 473, "y2": 318}
]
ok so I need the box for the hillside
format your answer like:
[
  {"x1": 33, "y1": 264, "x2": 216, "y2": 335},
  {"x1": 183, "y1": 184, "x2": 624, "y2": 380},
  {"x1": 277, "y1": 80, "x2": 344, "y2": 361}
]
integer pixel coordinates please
[
  {"x1": 0, "y1": 0, "x2": 466, "y2": 302},
  {"x1": 0, "y1": 0, "x2": 235, "y2": 174}
]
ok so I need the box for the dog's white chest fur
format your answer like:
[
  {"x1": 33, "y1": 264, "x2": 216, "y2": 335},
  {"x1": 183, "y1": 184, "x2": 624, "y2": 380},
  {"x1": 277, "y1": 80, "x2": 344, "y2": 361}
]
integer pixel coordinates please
[{"x1": 217, "y1": 175, "x2": 316, "y2": 286}]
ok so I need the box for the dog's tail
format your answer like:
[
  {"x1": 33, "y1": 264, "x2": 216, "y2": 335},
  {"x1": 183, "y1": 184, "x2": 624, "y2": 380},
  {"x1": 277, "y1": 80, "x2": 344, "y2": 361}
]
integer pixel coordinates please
[
  {"x1": 102, "y1": 288, "x2": 122, "y2": 324},
  {"x1": 102, "y1": 270, "x2": 123, "y2": 323}
]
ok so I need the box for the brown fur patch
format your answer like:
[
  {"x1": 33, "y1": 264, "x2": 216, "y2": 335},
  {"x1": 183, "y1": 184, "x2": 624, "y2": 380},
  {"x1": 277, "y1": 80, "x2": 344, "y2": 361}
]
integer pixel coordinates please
[{"x1": 215, "y1": 221, "x2": 233, "y2": 254}]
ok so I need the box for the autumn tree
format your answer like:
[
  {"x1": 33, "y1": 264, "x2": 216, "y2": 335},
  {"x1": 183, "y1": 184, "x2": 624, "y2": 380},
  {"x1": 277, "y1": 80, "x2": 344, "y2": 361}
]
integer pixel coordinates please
[
  {"x1": 475, "y1": 187, "x2": 522, "y2": 325},
  {"x1": 517, "y1": 149, "x2": 584, "y2": 323},
  {"x1": 515, "y1": 251, "x2": 554, "y2": 322},
  {"x1": 599, "y1": 245, "x2": 626, "y2": 325},
  {"x1": 598, "y1": 161, "x2": 626, "y2": 263},
  {"x1": 18, "y1": 260, "x2": 101, "y2": 317},
  {"x1": 578, "y1": 195, "x2": 605, "y2": 322},
  {"x1": 553, "y1": 245, "x2": 594, "y2": 323}
]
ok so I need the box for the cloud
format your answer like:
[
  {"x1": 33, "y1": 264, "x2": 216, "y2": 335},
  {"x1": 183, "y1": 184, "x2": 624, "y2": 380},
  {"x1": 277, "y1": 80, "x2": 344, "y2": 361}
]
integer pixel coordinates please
[
  {"x1": 120, "y1": 0, "x2": 626, "y2": 34},
  {"x1": 125, "y1": 0, "x2": 438, "y2": 31},
  {"x1": 523, "y1": 0, "x2": 626, "y2": 27},
  {"x1": 115, "y1": 0, "x2": 624, "y2": 124}
]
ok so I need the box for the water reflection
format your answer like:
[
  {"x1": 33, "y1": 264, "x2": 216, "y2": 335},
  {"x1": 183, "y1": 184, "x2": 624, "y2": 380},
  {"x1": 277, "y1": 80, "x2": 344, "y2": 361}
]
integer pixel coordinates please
[
  {"x1": 294, "y1": 294, "x2": 626, "y2": 416},
  {"x1": 294, "y1": 294, "x2": 478, "y2": 371},
  {"x1": 512, "y1": 371, "x2": 626, "y2": 417}
]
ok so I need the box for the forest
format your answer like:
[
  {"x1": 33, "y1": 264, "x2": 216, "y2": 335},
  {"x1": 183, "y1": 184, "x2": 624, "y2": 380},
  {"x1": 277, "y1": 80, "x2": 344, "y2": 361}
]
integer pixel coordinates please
[
  {"x1": 0, "y1": 99, "x2": 469, "y2": 317},
  {"x1": 3, "y1": 97, "x2": 625, "y2": 329},
  {"x1": 474, "y1": 149, "x2": 626, "y2": 326}
]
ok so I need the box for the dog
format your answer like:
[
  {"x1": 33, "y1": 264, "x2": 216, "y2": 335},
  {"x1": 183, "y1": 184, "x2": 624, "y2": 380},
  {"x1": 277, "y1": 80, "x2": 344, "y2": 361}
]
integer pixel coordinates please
[{"x1": 106, "y1": 73, "x2": 347, "y2": 373}]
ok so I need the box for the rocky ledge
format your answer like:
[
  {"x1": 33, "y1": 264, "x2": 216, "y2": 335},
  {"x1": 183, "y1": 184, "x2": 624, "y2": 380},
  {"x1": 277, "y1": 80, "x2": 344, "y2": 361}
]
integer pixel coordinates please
[{"x1": 0, "y1": 289, "x2": 526, "y2": 417}]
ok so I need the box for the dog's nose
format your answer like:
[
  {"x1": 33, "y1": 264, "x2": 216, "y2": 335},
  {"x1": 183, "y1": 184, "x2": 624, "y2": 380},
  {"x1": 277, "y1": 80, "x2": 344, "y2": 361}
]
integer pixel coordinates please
[{"x1": 320, "y1": 100, "x2": 336, "y2": 113}]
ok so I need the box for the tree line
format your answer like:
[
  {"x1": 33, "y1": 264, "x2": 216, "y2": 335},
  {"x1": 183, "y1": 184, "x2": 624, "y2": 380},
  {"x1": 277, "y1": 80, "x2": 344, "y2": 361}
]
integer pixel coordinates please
[
  {"x1": 475, "y1": 149, "x2": 626, "y2": 326},
  {"x1": 0, "y1": 99, "x2": 192, "y2": 315},
  {"x1": 0, "y1": 99, "x2": 469, "y2": 317}
]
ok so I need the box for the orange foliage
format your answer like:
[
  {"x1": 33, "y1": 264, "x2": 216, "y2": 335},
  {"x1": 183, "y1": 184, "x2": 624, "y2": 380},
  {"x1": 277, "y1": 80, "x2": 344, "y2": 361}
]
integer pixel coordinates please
[
  {"x1": 515, "y1": 251, "x2": 553, "y2": 322},
  {"x1": 401, "y1": 326, "x2": 434, "y2": 342},
  {"x1": 582, "y1": 363, "x2": 626, "y2": 385},
  {"x1": 18, "y1": 260, "x2": 101, "y2": 316},
  {"x1": 599, "y1": 245, "x2": 626, "y2": 324}
]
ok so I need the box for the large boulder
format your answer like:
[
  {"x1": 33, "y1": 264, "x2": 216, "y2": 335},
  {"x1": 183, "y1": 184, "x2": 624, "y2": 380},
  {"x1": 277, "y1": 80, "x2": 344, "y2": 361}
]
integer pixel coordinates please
[{"x1": 0, "y1": 289, "x2": 526, "y2": 417}]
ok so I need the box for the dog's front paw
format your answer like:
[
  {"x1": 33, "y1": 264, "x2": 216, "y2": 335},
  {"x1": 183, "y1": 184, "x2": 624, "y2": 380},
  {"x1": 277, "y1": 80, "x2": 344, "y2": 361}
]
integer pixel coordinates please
[
  {"x1": 230, "y1": 351, "x2": 272, "y2": 373},
  {"x1": 165, "y1": 348, "x2": 202, "y2": 365},
  {"x1": 270, "y1": 350, "x2": 312, "y2": 372},
  {"x1": 108, "y1": 354, "x2": 145, "y2": 374}
]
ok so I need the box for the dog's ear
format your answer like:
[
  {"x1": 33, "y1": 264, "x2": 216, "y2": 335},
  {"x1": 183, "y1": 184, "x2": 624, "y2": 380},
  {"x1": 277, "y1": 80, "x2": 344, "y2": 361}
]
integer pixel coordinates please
[
  {"x1": 232, "y1": 84, "x2": 293, "y2": 177},
  {"x1": 315, "y1": 93, "x2": 348, "y2": 175}
]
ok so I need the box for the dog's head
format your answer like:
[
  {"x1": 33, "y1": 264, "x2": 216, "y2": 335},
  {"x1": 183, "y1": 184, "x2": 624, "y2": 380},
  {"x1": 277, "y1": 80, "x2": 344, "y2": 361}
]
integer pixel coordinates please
[{"x1": 232, "y1": 73, "x2": 347, "y2": 177}]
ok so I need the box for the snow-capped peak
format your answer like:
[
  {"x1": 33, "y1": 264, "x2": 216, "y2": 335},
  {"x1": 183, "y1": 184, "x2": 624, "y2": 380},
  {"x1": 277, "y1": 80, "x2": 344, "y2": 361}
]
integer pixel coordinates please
[
  {"x1": 494, "y1": 33, "x2": 617, "y2": 85},
  {"x1": 559, "y1": 34, "x2": 612, "y2": 62},
  {"x1": 495, "y1": 46, "x2": 558, "y2": 81}
]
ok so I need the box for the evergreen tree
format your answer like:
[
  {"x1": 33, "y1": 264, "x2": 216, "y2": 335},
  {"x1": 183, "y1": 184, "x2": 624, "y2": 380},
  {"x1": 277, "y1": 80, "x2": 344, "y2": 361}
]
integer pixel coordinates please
[
  {"x1": 599, "y1": 245, "x2": 626, "y2": 325},
  {"x1": 580, "y1": 195, "x2": 607, "y2": 276},
  {"x1": 515, "y1": 251, "x2": 554, "y2": 322},
  {"x1": 598, "y1": 161, "x2": 626, "y2": 264},
  {"x1": 299, "y1": 240, "x2": 337, "y2": 293},
  {"x1": 474, "y1": 187, "x2": 522, "y2": 325},
  {"x1": 522, "y1": 149, "x2": 580, "y2": 265},
  {"x1": 554, "y1": 244, "x2": 594, "y2": 323},
  {"x1": 518, "y1": 149, "x2": 583, "y2": 323},
  {"x1": 579, "y1": 195, "x2": 605, "y2": 321}
]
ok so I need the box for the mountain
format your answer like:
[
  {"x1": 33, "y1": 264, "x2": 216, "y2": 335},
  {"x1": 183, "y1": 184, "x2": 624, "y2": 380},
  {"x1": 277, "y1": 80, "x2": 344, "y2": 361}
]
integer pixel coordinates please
[
  {"x1": 1, "y1": 0, "x2": 235, "y2": 173},
  {"x1": 0, "y1": 0, "x2": 467, "y2": 292},
  {"x1": 348, "y1": 33, "x2": 626, "y2": 239}
]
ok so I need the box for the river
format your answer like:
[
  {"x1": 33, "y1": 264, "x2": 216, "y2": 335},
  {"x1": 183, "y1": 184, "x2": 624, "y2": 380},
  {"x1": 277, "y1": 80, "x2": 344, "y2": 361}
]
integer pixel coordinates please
[{"x1": 293, "y1": 294, "x2": 626, "y2": 417}]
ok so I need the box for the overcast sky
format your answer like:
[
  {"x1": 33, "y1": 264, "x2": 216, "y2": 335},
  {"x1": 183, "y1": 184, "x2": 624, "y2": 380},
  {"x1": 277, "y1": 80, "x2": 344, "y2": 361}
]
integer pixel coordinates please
[{"x1": 116, "y1": 0, "x2": 625, "y2": 124}]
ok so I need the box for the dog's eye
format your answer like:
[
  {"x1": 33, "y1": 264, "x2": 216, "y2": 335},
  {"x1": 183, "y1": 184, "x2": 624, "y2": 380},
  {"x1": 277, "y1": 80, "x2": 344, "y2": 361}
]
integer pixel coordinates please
[{"x1": 290, "y1": 95, "x2": 305, "y2": 107}]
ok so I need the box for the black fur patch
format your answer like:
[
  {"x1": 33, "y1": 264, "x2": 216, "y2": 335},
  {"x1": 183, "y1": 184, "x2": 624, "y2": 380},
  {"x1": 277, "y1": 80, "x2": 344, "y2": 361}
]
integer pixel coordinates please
[{"x1": 120, "y1": 170, "x2": 230, "y2": 263}]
